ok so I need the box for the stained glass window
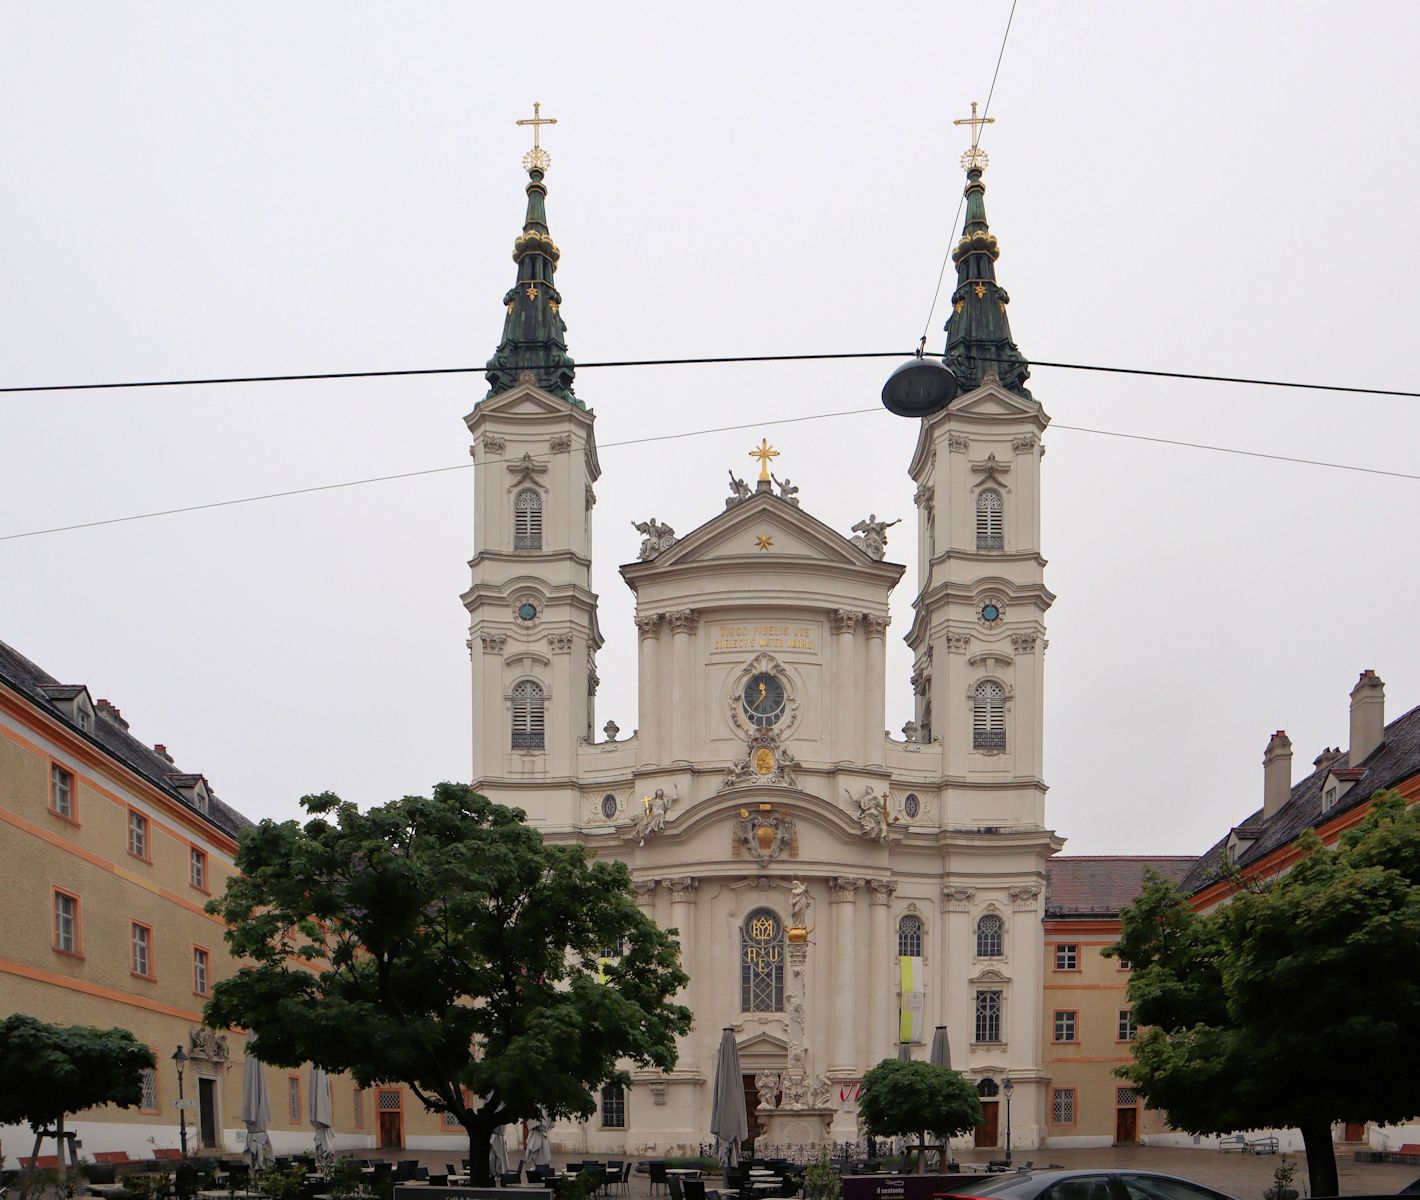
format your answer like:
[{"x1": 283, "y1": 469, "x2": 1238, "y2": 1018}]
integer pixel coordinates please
[{"x1": 740, "y1": 908, "x2": 784, "y2": 1012}]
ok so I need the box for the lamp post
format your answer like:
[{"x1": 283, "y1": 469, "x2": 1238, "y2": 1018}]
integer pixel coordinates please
[
  {"x1": 1002, "y1": 1077, "x2": 1014, "y2": 1164},
  {"x1": 171, "y1": 1046, "x2": 189, "y2": 1158}
]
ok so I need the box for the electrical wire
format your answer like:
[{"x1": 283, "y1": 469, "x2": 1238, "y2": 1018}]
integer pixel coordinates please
[
  {"x1": 2, "y1": 352, "x2": 1417, "y2": 399},
  {"x1": 3, "y1": 403, "x2": 1416, "y2": 545},
  {"x1": 920, "y1": 0, "x2": 1019, "y2": 341}
]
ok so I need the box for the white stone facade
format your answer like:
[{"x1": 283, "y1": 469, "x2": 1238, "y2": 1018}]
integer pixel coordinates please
[{"x1": 463, "y1": 377, "x2": 1062, "y2": 1155}]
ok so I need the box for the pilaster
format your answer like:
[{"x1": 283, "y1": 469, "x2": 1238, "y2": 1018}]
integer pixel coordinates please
[
  {"x1": 829, "y1": 876, "x2": 864, "y2": 1072},
  {"x1": 867, "y1": 879, "x2": 897, "y2": 1065}
]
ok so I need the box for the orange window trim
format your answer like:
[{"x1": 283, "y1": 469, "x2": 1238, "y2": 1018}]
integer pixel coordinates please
[
  {"x1": 126, "y1": 809, "x2": 153, "y2": 864},
  {"x1": 0, "y1": 693, "x2": 238, "y2": 854},
  {"x1": 1052, "y1": 1010, "x2": 1079, "y2": 1043},
  {"x1": 0, "y1": 807, "x2": 227, "y2": 927},
  {"x1": 190, "y1": 848, "x2": 211, "y2": 895},
  {"x1": 1051, "y1": 1086, "x2": 1078, "y2": 1125},
  {"x1": 48, "y1": 759, "x2": 81, "y2": 825},
  {"x1": 52, "y1": 886, "x2": 84, "y2": 958},
  {"x1": 130, "y1": 920, "x2": 156, "y2": 981},
  {"x1": 192, "y1": 943, "x2": 212, "y2": 996}
]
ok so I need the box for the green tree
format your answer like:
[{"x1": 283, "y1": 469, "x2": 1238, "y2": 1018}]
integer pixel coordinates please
[
  {"x1": 204, "y1": 783, "x2": 690, "y2": 1184},
  {"x1": 1109, "y1": 792, "x2": 1420, "y2": 1198},
  {"x1": 0, "y1": 1015, "x2": 155, "y2": 1168},
  {"x1": 858, "y1": 1058, "x2": 983, "y2": 1172}
]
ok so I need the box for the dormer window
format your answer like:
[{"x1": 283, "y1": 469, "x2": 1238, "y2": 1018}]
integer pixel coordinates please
[{"x1": 1323, "y1": 785, "x2": 1338, "y2": 812}]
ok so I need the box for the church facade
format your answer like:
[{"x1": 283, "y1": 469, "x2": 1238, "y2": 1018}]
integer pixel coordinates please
[{"x1": 463, "y1": 139, "x2": 1063, "y2": 1155}]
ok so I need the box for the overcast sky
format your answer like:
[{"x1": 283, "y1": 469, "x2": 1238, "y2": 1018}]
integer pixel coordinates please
[{"x1": 3, "y1": 2, "x2": 1417, "y2": 857}]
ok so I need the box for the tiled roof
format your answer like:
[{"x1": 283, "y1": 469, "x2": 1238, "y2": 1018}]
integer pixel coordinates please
[
  {"x1": 1045, "y1": 855, "x2": 1198, "y2": 918},
  {"x1": 0, "y1": 639, "x2": 252, "y2": 839},
  {"x1": 1180, "y1": 699, "x2": 1420, "y2": 894}
]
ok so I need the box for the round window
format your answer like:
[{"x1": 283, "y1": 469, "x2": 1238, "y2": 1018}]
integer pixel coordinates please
[
  {"x1": 600, "y1": 793, "x2": 618, "y2": 820},
  {"x1": 903, "y1": 793, "x2": 921, "y2": 819},
  {"x1": 517, "y1": 601, "x2": 538, "y2": 622}
]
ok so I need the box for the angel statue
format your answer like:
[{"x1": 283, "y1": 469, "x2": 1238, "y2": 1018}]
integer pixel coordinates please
[
  {"x1": 726, "y1": 470, "x2": 753, "y2": 507},
  {"x1": 846, "y1": 784, "x2": 891, "y2": 841},
  {"x1": 770, "y1": 473, "x2": 801, "y2": 507},
  {"x1": 755, "y1": 1071, "x2": 781, "y2": 1111},
  {"x1": 850, "y1": 514, "x2": 901, "y2": 561},
  {"x1": 632, "y1": 518, "x2": 676, "y2": 561},
  {"x1": 633, "y1": 785, "x2": 677, "y2": 845}
]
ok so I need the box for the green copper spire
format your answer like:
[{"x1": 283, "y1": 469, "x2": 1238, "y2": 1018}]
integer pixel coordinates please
[
  {"x1": 943, "y1": 161, "x2": 1032, "y2": 401},
  {"x1": 484, "y1": 106, "x2": 580, "y2": 407}
]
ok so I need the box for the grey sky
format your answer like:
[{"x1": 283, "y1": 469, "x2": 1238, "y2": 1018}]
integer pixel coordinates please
[{"x1": 2, "y1": 2, "x2": 1417, "y2": 857}]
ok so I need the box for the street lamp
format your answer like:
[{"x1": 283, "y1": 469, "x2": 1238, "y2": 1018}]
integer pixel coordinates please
[
  {"x1": 171, "y1": 1046, "x2": 189, "y2": 1158},
  {"x1": 1002, "y1": 1077, "x2": 1014, "y2": 1165}
]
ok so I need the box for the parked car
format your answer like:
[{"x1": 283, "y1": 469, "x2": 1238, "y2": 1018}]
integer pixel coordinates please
[{"x1": 936, "y1": 1170, "x2": 1239, "y2": 1200}]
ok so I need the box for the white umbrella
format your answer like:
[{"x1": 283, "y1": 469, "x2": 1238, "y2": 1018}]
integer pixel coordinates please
[
  {"x1": 522, "y1": 1111, "x2": 552, "y2": 1171},
  {"x1": 710, "y1": 1028, "x2": 748, "y2": 1170},
  {"x1": 242, "y1": 1035, "x2": 274, "y2": 1170},
  {"x1": 309, "y1": 1067, "x2": 335, "y2": 1158},
  {"x1": 489, "y1": 1124, "x2": 510, "y2": 1177},
  {"x1": 929, "y1": 1026, "x2": 951, "y2": 1070}
]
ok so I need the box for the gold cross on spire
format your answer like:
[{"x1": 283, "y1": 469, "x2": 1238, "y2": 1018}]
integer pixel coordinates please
[
  {"x1": 517, "y1": 101, "x2": 557, "y2": 173},
  {"x1": 749, "y1": 438, "x2": 780, "y2": 482},
  {"x1": 953, "y1": 100, "x2": 994, "y2": 171}
]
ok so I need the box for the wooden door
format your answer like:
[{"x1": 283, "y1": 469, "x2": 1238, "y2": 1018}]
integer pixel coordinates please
[
  {"x1": 1115, "y1": 1107, "x2": 1138, "y2": 1144},
  {"x1": 975, "y1": 1101, "x2": 999, "y2": 1148},
  {"x1": 1344, "y1": 1123, "x2": 1366, "y2": 1143},
  {"x1": 378, "y1": 1089, "x2": 404, "y2": 1148},
  {"x1": 198, "y1": 1077, "x2": 219, "y2": 1148}
]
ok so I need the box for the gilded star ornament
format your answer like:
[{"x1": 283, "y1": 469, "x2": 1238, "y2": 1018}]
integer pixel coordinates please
[
  {"x1": 755, "y1": 534, "x2": 774, "y2": 551},
  {"x1": 526, "y1": 285, "x2": 539, "y2": 299}
]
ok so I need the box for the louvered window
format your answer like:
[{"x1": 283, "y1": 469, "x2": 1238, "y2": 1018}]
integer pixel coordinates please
[
  {"x1": 975, "y1": 913, "x2": 1004, "y2": 957},
  {"x1": 897, "y1": 914, "x2": 923, "y2": 957},
  {"x1": 976, "y1": 489, "x2": 1003, "y2": 550},
  {"x1": 511, "y1": 680, "x2": 546, "y2": 750},
  {"x1": 973, "y1": 680, "x2": 1006, "y2": 750},
  {"x1": 514, "y1": 488, "x2": 543, "y2": 550}
]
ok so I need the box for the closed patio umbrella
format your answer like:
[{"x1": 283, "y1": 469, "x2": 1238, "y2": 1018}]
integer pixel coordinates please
[
  {"x1": 929, "y1": 1026, "x2": 951, "y2": 1069},
  {"x1": 709, "y1": 1028, "x2": 748, "y2": 1169},
  {"x1": 522, "y1": 1111, "x2": 552, "y2": 1171},
  {"x1": 310, "y1": 1067, "x2": 335, "y2": 1158},
  {"x1": 241, "y1": 1035, "x2": 274, "y2": 1170},
  {"x1": 489, "y1": 1124, "x2": 510, "y2": 1176},
  {"x1": 896, "y1": 1041, "x2": 911, "y2": 1061}
]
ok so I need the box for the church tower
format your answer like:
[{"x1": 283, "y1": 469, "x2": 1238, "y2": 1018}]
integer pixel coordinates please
[
  {"x1": 462, "y1": 111, "x2": 603, "y2": 786},
  {"x1": 905, "y1": 149, "x2": 1053, "y2": 827}
]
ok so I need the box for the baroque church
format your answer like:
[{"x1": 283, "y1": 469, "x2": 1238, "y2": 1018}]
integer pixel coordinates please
[{"x1": 463, "y1": 124, "x2": 1060, "y2": 1153}]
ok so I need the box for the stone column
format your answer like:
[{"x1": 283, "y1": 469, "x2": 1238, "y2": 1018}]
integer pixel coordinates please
[
  {"x1": 632, "y1": 878, "x2": 659, "y2": 915},
  {"x1": 940, "y1": 885, "x2": 976, "y2": 1052},
  {"x1": 668, "y1": 610, "x2": 696, "y2": 759},
  {"x1": 829, "y1": 876, "x2": 865, "y2": 1072},
  {"x1": 863, "y1": 615, "x2": 889, "y2": 765},
  {"x1": 665, "y1": 875, "x2": 699, "y2": 1072},
  {"x1": 867, "y1": 879, "x2": 897, "y2": 1065},
  {"x1": 830, "y1": 611, "x2": 858, "y2": 755},
  {"x1": 635, "y1": 615, "x2": 662, "y2": 762}
]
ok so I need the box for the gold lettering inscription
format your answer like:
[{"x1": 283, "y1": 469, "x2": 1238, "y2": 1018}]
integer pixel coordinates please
[{"x1": 714, "y1": 623, "x2": 818, "y2": 652}]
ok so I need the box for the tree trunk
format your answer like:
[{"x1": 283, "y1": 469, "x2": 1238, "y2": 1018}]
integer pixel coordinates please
[
  {"x1": 57, "y1": 1115, "x2": 67, "y2": 1169},
  {"x1": 918, "y1": 1132, "x2": 926, "y2": 1175},
  {"x1": 1299, "y1": 1118, "x2": 1339, "y2": 1198},
  {"x1": 466, "y1": 1122, "x2": 495, "y2": 1187}
]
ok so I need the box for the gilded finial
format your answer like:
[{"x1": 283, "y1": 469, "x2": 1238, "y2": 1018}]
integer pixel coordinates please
[
  {"x1": 517, "y1": 101, "x2": 558, "y2": 173},
  {"x1": 953, "y1": 100, "x2": 994, "y2": 172}
]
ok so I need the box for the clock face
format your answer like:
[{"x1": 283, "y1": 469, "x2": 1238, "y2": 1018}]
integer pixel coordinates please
[
  {"x1": 517, "y1": 601, "x2": 538, "y2": 622},
  {"x1": 978, "y1": 597, "x2": 1005, "y2": 627},
  {"x1": 741, "y1": 673, "x2": 787, "y2": 728}
]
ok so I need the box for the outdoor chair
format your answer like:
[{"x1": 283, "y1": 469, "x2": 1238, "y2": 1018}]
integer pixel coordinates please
[
  {"x1": 649, "y1": 1164, "x2": 670, "y2": 1198},
  {"x1": 446, "y1": 1165, "x2": 460, "y2": 1179},
  {"x1": 684, "y1": 1180, "x2": 720, "y2": 1200},
  {"x1": 500, "y1": 1173, "x2": 522, "y2": 1187},
  {"x1": 668, "y1": 1175, "x2": 685, "y2": 1200}
]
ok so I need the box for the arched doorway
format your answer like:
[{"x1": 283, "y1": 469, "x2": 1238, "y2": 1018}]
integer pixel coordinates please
[{"x1": 974, "y1": 1078, "x2": 1000, "y2": 1148}]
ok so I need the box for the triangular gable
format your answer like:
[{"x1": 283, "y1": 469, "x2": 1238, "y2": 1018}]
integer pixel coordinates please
[
  {"x1": 638, "y1": 493, "x2": 896, "y2": 572},
  {"x1": 948, "y1": 380, "x2": 1043, "y2": 419},
  {"x1": 465, "y1": 381, "x2": 592, "y2": 421}
]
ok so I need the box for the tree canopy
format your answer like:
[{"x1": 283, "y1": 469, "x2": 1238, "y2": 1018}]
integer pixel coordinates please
[
  {"x1": 203, "y1": 782, "x2": 690, "y2": 1183},
  {"x1": 1108, "y1": 791, "x2": 1420, "y2": 1198},
  {"x1": 0, "y1": 1015, "x2": 156, "y2": 1165},
  {"x1": 858, "y1": 1058, "x2": 983, "y2": 1169}
]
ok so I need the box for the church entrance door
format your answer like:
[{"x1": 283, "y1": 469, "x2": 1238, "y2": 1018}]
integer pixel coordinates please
[{"x1": 975, "y1": 1102, "x2": 999, "y2": 1148}]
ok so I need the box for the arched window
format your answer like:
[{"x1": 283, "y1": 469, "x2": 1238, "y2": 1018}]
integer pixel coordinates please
[
  {"x1": 740, "y1": 908, "x2": 785, "y2": 1012},
  {"x1": 976, "y1": 1076, "x2": 1000, "y2": 1098},
  {"x1": 514, "y1": 488, "x2": 543, "y2": 550},
  {"x1": 976, "y1": 489, "x2": 1003, "y2": 550},
  {"x1": 898, "y1": 914, "x2": 924, "y2": 957},
  {"x1": 975, "y1": 913, "x2": 1004, "y2": 957},
  {"x1": 511, "y1": 679, "x2": 546, "y2": 750},
  {"x1": 973, "y1": 680, "x2": 1006, "y2": 750}
]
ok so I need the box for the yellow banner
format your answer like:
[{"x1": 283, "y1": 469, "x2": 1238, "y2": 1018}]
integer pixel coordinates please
[{"x1": 898, "y1": 955, "x2": 924, "y2": 1043}]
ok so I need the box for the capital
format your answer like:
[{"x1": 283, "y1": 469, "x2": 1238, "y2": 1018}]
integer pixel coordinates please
[
  {"x1": 667, "y1": 609, "x2": 697, "y2": 634},
  {"x1": 868, "y1": 879, "x2": 898, "y2": 905},
  {"x1": 941, "y1": 884, "x2": 975, "y2": 912},
  {"x1": 830, "y1": 610, "x2": 859, "y2": 636},
  {"x1": 829, "y1": 876, "x2": 865, "y2": 901},
  {"x1": 664, "y1": 876, "x2": 699, "y2": 901},
  {"x1": 634, "y1": 614, "x2": 662, "y2": 638}
]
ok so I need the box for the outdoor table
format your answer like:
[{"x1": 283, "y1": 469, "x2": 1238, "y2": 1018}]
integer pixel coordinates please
[
  {"x1": 667, "y1": 1170, "x2": 702, "y2": 1178},
  {"x1": 88, "y1": 1185, "x2": 127, "y2": 1196}
]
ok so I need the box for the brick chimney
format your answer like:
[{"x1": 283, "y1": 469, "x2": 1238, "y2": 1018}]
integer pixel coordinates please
[
  {"x1": 1348, "y1": 670, "x2": 1386, "y2": 767},
  {"x1": 95, "y1": 698, "x2": 129, "y2": 731},
  {"x1": 153, "y1": 744, "x2": 175, "y2": 764},
  {"x1": 1262, "y1": 730, "x2": 1293, "y2": 820}
]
